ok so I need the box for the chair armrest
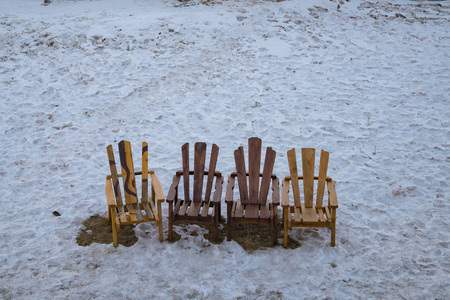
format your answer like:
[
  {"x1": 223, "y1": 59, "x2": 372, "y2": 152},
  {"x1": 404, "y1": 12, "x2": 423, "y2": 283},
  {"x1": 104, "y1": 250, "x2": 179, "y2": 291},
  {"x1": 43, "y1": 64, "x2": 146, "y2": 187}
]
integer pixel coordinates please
[
  {"x1": 166, "y1": 174, "x2": 180, "y2": 203},
  {"x1": 150, "y1": 171, "x2": 165, "y2": 203},
  {"x1": 285, "y1": 175, "x2": 332, "y2": 181},
  {"x1": 105, "y1": 177, "x2": 116, "y2": 207},
  {"x1": 281, "y1": 179, "x2": 290, "y2": 208},
  {"x1": 225, "y1": 175, "x2": 235, "y2": 204},
  {"x1": 271, "y1": 177, "x2": 280, "y2": 206},
  {"x1": 327, "y1": 180, "x2": 338, "y2": 209},
  {"x1": 212, "y1": 176, "x2": 224, "y2": 203}
]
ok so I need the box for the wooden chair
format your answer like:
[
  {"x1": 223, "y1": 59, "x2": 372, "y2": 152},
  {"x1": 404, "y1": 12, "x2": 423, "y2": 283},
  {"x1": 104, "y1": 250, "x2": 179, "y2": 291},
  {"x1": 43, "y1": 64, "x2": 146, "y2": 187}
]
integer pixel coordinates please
[
  {"x1": 105, "y1": 141, "x2": 165, "y2": 247},
  {"x1": 281, "y1": 148, "x2": 338, "y2": 247},
  {"x1": 166, "y1": 142, "x2": 224, "y2": 242},
  {"x1": 225, "y1": 137, "x2": 280, "y2": 245}
]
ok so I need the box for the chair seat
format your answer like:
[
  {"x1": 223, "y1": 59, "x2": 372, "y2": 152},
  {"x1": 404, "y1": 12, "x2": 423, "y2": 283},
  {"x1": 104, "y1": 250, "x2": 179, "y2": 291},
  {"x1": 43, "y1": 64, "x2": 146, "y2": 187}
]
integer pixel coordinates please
[
  {"x1": 115, "y1": 202, "x2": 157, "y2": 225},
  {"x1": 286, "y1": 204, "x2": 332, "y2": 226},
  {"x1": 174, "y1": 199, "x2": 216, "y2": 220},
  {"x1": 231, "y1": 199, "x2": 272, "y2": 220}
]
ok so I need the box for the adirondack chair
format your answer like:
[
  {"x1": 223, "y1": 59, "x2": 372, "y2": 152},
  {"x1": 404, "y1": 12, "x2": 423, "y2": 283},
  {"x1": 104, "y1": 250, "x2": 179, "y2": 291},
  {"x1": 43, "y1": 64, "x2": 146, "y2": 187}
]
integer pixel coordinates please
[
  {"x1": 225, "y1": 137, "x2": 280, "y2": 245},
  {"x1": 281, "y1": 148, "x2": 338, "y2": 247},
  {"x1": 105, "y1": 141, "x2": 165, "y2": 247},
  {"x1": 166, "y1": 142, "x2": 224, "y2": 242}
]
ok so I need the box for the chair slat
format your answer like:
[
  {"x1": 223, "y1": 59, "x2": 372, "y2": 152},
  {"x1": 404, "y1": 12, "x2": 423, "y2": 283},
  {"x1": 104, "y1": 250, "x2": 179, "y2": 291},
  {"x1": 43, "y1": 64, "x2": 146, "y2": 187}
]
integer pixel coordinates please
[
  {"x1": 287, "y1": 149, "x2": 301, "y2": 207},
  {"x1": 182, "y1": 143, "x2": 190, "y2": 203},
  {"x1": 116, "y1": 206, "x2": 128, "y2": 224},
  {"x1": 317, "y1": 208, "x2": 326, "y2": 222},
  {"x1": 259, "y1": 147, "x2": 276, "y2": 205},
  {"x1": 260, "y1": 199, "x2": 270, "y2": 219},
  {"x1": 107, "y1": 145, "x2": 124, "y2": 207},
  {"x1": 127, "y1": 203, "x2": 144, "y2": 222},
  {"x1": 301, "y1": 148, "x2": 315, "y2": 208},
  {"x1": 316, "y1": 150, "x2": 329, "y2": 208},
  {"x1": 201, "y1": 201, "x2": 210, "y2": 218},
  {"x1": 204, "y1": 144, "x2": 219, "y2": 202},
  {"x1": 244, "y1": 204, "x2": 259, "y2": 218},
  {"x1": 294, "y1": 206, "x2": 301, "y2": 223},
  {"x1": 142, "y1": 142, "x2": 149, "y2": 203},
  {"x1": 174, "y1": 199, "x2": 182, "y2": 215},
  {"x1": 179, "y1": 200, "x2": 189, "y2": 216},
  {"x1": 300, "y1": 203, "x2": 318, "y2": 223},
  {"x1": 142, "y1": 202, "x2": 154, "y2": 220},
  {"x1": 324, "y1": 206, "x2": 332, "y2": 220},
  {"x1": 234, "y1": 199, "x2": 244, "y2": 218},
  {"x1": 193, "y1": 142, "x2": 207, "y2": 202},
  {"x1": 234, "y1": 147, "x2": 249, "y2": 204},
  {"x1": 118, "y1": 141, "x2": 138, "y2": 204},
  {"x1": 248, "y1": 137, "x2": 262, "y2": 204},
  {"x1": 188, "y1": 200, "x2": 202, "y2": 216}
]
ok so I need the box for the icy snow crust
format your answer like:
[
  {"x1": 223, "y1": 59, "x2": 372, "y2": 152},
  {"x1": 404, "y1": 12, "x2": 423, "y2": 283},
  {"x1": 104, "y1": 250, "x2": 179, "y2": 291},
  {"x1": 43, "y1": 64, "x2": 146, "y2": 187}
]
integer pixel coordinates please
[{"x1": 0, "y1": 0, "x2": 449, "y2": 298}]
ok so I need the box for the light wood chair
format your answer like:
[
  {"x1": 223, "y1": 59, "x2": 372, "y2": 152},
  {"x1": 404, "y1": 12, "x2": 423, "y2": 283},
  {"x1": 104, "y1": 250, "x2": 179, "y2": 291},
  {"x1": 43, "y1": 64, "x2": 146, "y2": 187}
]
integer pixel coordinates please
[
  {"x1": 105, "y1": 141, "x2": 165, "y2": 247},
  {"x1": 166, "y1": 142, "x2": 224, "y2": 242},
  {"x1": 282, "y1": 148, "x2": 338, "y2": 247},
  {"x1": 226, "y1": 137, "x2": 280, "y2": 245}
]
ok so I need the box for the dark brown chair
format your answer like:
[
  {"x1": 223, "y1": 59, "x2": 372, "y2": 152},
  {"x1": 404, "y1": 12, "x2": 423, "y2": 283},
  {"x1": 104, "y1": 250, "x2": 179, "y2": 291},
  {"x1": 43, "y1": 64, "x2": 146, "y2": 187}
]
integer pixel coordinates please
[
  {"x1": 225, "y1": 137, "x2": 280, "y2": 245},
  {"x1": 166, "y1": 142, "x2": 224, "y2": 242}
]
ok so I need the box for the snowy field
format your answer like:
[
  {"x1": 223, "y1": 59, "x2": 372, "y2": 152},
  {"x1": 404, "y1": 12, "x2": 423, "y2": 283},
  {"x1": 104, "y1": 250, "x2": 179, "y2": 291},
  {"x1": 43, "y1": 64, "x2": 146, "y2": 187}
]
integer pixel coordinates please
[{"x1": 1, "y1": 0, "x2": 449, "y2": 298}]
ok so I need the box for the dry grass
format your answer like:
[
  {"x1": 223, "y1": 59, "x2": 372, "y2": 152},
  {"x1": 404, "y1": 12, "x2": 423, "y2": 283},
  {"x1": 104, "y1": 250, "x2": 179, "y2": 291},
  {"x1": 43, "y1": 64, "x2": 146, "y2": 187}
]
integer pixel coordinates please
[{"x1": 76, "y1": 214, "x2": 138, "y2": 247}]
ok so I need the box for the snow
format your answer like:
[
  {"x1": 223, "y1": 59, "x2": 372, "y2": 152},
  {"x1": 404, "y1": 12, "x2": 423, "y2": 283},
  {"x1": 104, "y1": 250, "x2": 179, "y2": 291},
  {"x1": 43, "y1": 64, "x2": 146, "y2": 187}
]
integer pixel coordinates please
[{"x1": 0, "y1": 0, "x2": 449, "y2": 298}]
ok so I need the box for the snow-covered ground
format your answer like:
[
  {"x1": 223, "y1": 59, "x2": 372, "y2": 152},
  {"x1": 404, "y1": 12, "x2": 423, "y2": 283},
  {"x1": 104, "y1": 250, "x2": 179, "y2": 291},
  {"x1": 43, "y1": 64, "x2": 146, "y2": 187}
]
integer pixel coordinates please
[{"x1": 1, "y1": 0, "x2": 449, "y2": 298}]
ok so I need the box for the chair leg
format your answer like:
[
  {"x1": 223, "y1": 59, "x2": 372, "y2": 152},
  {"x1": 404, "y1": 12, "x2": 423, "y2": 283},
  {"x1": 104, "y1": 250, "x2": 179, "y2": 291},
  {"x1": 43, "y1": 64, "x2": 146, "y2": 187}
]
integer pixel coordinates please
[
  {"x1": 283, "y1": 207, "x2": 288, "y2": 248},
  {"x1": 227, "y1": 202, "x2": 232, "y2": 241},
  {"x1": 331, "y1": 208, "x2": 336, "y2": 247},
  {"x1": 272, "y1": 206, "x2": 277, "y2": 245},
  {"x1": 157, "y1": 201, "x2": 164, "y2": 242},
  {"x1": 168, "y1": 202, "x2": 173, "y2": 241},
  {"x1": 111, "y1": 216, "x2": 118, "y2": 247},
  {"x1": 214, "y1": 205, "x2": 219, "y2": 242}
]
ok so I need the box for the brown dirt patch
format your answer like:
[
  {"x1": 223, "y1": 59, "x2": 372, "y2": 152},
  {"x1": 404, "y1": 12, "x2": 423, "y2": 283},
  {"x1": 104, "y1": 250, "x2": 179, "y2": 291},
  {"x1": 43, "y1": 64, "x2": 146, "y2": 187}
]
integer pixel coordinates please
[
  {"x1": 77, "y1": 215, "x2": 301, "y2": 251},
  {"x1": 76, "y1": 214, "x2": 138, "y2": 247},
  {"x1": 173, "y1": 218, "x2": 300, "y2": 252}
]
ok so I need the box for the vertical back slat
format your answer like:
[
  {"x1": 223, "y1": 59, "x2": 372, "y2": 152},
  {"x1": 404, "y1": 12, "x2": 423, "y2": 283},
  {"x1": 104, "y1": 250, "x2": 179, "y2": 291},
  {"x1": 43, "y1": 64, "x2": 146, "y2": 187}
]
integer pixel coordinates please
[
  {"x1": 316, "y1": 150, "x2": 329, "y2": 208},
  {"x1": 118, "y1": 141, "x2": 138, "y2": 204},
  {"x1": 302, "y1": 148, "x2": 315, "y2": 208},
  {"x1": 258, "y1": 147, "x2": 276, "y2": 205},
  {"x1": 204, "y1": 144, "x2": 219, "y2": 202},
  {"x1": 107, "y1": 145, "x2": 123, "y2": 206},
  {"x1": 234, "y1": 146, "x2": 249, "y2": 204},
  {"x1": 248, "y1": 137, "x2": 262, "y2": 204},
  {"x1": 182, "y1": 143, "x2": 190, "y2": 203},
  {"x1": 193, "y1": 142, "x2": 207, "y2": 202},
  {"x1": 142, "y1": 142, "x2": 149, "y2": 203},
  {"x1": 287, "y1": 148, "x2": 301, "y2": 207}
]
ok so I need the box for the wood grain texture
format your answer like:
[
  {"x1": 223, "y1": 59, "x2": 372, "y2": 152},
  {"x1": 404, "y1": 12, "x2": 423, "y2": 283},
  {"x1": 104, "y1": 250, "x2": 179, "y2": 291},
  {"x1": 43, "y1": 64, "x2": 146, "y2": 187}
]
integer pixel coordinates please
[
  {"x1": 118, "y1": 141, "x2": 138, "y2": 204},
  {"x1": 234, "y1": 146, "x2": 249, "y2": 204},
  {"x1": 248, "y1": 137, "x2": 262, "y2": 204},
  {"x1": 193, "y1": 142, "x2": 206, "y2": 202},
  {"x1": 142, "y1": 142, "x2": 149, "y2": 203},
  {"x1": 182, "y1": 143, "x2": 190, "y2": 203},
  {"x1": 316, "y1": 150, "x2": 329, "y2": 208},
  {"x1": 107, "y1": 145, "x2": 123, "y2": 207},
  {"x1": 287, "y1": 148, "x2": 301, "y2": 207},
  {"x1": 259, "y1": 147, "x2": 276, "y2": 205},
  {"x1": 204, "y1": 144, "x2": 219, "y2": 202},
  {"x1": 301, "y1": 148, "x2": 315, "y2": 208}
]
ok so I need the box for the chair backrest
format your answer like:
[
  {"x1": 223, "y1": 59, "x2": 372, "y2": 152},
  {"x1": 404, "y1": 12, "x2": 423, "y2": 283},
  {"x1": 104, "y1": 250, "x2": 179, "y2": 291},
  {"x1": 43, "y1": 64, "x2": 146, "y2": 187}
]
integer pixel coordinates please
[
  {"x1": 234, "y1": 137, "x2": 276, "y2": 205},
  {"x1": 181, "y1": 142, "x2": 219, "y2": 202},
  {"x1": 287, "y1": 148, "x2": 329, "y2": 208},
  {"x1": 107, "y1": 141, "x2": 150, "y2": 205}
]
